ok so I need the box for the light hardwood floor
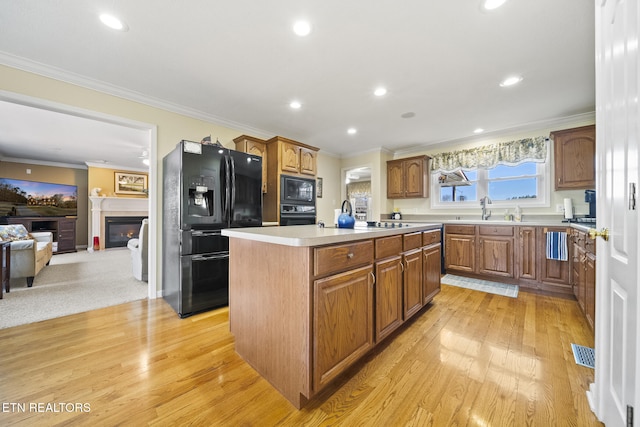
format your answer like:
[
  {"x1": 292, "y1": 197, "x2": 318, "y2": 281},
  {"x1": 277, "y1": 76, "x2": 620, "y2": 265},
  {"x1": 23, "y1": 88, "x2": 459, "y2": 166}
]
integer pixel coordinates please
[{"x1": 0, "y1": 284, "x2": 602, "y2": 426}]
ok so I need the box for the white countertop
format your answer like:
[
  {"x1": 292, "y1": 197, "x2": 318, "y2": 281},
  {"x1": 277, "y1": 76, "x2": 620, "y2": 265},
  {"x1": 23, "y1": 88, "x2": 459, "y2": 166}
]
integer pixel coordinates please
[{"x1": 222, "y1": 223, "x2": 442, "y2": 247}]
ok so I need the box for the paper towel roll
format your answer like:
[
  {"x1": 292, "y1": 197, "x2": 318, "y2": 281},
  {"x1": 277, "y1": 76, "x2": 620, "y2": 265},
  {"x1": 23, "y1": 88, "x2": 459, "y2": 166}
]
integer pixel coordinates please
[{"x1": 564, "y1": 198, "x2": 573, "y2": 219}]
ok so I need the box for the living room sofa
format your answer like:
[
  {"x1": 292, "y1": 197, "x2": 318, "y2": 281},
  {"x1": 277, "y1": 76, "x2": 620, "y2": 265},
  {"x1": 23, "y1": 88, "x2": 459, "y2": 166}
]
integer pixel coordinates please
[{"x1": 0, "y1": 224, "x2": 53, "y2": 288}]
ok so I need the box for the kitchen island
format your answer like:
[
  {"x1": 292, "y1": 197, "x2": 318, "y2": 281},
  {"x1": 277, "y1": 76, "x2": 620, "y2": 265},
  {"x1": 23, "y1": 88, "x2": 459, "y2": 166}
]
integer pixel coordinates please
[{"x1": 222, "y1": 223, "x2": 442, "y2": 408}]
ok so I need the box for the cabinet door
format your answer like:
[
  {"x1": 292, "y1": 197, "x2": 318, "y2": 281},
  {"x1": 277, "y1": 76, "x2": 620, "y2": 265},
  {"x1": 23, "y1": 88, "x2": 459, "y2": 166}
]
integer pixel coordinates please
[
  {"x1": 585, "y1": 253, "x2": 596, "y2": 331},
  {"x1": 57, "y1": 218, "x2": 76, "y2": 253},
  {"x1": 280, "y1": 142, "x2": 300, "y2": 174},
  {"x1": 552, "y1": 125, "x2": 596, "y2": 190},
  {"x1": 422, "y1": 244, "x2": 441, "y2": 304},
  {"x1": 403, "y1": 158, "x2": 426, "y2": 198},
  {"x1": 478, "y1": 236, "x2": 514, "y2": 278},
  {"x1": 375, "y1": 256, "x2": 403, "y2": 342},
  {"x1": 517, "y1": 227, "x2": 537, "y2": 280},
  {"x1": 314, "y1": 265, "x2": 374, "y2": 391},
  {"x1": 445, "y1": 234, "x2": 475, "y2": 273},
  {"x1": 573, "y1": 243, "x2": 586, "y2": 311},
  {"x1": 386, "y1": 160, "x2": 404, "y2": 198},
  {"x1": 403, "y1": 249, "x2": 423, "y2": 320},
  {"x1": 538, "y1": 227, "x2": 571, "y2": 291},
  {"x1": 299, "y1": 148, "x2": 317, "y2": 176}
]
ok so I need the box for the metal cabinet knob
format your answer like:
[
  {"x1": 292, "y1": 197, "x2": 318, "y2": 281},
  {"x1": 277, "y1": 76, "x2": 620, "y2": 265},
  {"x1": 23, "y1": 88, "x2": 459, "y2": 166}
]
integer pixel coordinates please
[{"x1": 588, "y1": 228, "x2": 609, "y2": 241}]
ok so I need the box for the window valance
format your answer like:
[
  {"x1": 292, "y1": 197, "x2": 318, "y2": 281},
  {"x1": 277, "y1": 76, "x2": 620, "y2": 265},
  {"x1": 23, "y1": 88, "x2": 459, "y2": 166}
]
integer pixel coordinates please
[{"x1": 431, "y1": 136, "x2": 548, "y2": 173}]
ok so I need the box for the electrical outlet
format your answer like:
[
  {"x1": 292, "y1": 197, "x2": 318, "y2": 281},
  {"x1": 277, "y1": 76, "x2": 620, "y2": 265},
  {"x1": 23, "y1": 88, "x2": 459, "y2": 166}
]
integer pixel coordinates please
[{"x1": 556, "y1": 204, "x2": 564, "y2": 213}]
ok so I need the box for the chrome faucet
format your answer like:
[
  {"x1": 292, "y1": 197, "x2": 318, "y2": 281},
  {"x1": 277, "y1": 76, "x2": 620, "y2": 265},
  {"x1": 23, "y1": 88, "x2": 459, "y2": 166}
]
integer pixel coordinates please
[{"x1": 480, "y1": 196, "x2": 492, "y2": 220}]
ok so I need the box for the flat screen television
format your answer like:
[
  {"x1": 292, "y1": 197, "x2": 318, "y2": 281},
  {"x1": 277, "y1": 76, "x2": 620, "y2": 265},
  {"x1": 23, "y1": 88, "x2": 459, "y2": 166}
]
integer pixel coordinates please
[{"x1": 0, "y1": 178, "x2": 78, "y2": 218}]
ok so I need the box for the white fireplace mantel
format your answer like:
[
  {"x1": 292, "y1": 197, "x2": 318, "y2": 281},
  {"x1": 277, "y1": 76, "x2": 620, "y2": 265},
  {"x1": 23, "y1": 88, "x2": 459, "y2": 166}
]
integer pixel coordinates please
[{"x1": 89, "y1": 196, "x2": 149, "y2": 251}]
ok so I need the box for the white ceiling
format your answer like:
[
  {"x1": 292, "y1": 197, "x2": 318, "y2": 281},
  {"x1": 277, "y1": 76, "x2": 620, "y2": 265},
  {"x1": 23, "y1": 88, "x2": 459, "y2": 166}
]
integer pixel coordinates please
[{"x1": 0, "y1": 0, "x2": 594, "y2": 169}]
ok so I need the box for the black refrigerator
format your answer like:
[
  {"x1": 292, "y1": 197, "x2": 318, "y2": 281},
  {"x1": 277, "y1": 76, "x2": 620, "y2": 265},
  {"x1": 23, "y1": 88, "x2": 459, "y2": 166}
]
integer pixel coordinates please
[{"x1": 162, "y1": 140, "x2": 262, "y2": 317}]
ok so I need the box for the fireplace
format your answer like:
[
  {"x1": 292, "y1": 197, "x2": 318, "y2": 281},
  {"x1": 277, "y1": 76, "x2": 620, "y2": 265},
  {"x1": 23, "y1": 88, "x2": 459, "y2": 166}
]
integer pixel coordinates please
[{"x1": 105, "y1": 216, "x2": 146, "y2": 248}]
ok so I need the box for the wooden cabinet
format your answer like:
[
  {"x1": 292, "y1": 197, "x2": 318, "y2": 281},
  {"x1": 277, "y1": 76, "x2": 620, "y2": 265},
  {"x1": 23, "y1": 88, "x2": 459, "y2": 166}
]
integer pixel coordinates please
[
  {"x1": 422, "y1": 229, "x2": 441, "y2": 304},
  {"x1": 443, "y1": 223, "x2": 579, "y2": 296},
  {"x1": 313, "y1": 264, "x2": 374, "y2": 391},
  {"x1": 374, "y1": 255, "x2": 403, "y2": 342},
  {"x1": 263, "y1": 136, "x2": 320, "y2": 222},
  {"x1": 517, "y1": 226, "x2": 537, "y2": 281},
  {"x1": 6, "y1": 216, "x2": 76, "y2": 253},
  {"x1": 233, "y1": 135, "x2": 267, "y2": 193},
  {"x1": 386, "y1": 155, "x2": 430, "y2": 199},
  {"x1": 570, "y1": 228, "x2": 596, "y2": 333},
  {"x1": 227, "y1": 226, "x2": 442, "y2": 408},
  {"x1": 403, "y1": 248, "x2": 423, "y2": 320},
  {"x1": 585, "y1": 253, "x2": 596, "y2": 330},
  {"x1": 268, "y1": 136, "x2": 318, "y2": 177},
  {"x1": 551, "y1": 125, "x2": 596, "y2": 190},
  {"x1": 538, "y1": 227, "x2": 571, "y2": 293},
  {"x1": 477, "y1": 226, "x2": 514, "y2": 278},
  {"x1": 444, "y1": 225, "x2": 475, "y2": 273}
]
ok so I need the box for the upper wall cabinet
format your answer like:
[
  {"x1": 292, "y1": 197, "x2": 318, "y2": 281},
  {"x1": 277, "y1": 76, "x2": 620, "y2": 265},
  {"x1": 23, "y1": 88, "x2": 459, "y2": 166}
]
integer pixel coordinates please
[
  {"x1": 387, "y1": 155, "x2": 430, "y2": 199},
  {"x1": 551, "y1": 125, "x2": 595, "y2": 190},
  {"x1": 267, "y1": 136, "x2": 319, "y2": 177},
  {"x1": 233, "y1": 135, "x2": 268, "y2": 193}
]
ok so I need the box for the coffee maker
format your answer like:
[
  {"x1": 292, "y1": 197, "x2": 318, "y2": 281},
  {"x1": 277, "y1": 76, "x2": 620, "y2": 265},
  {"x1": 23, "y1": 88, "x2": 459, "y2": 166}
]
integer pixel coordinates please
[{"x1": 585, "y1": 190, "x2": 596, "y2": 218}]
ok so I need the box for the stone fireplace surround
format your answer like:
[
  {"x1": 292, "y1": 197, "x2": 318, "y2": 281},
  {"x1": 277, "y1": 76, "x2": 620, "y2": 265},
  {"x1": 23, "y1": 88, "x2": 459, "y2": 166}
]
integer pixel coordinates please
[{"x1": 89, "y1": 196, "x2": 149, "y2": 251}]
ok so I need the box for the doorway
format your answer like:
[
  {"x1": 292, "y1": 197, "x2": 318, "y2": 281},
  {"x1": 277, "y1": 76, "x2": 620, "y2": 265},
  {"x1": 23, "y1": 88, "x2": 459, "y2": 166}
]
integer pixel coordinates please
[{"x1": 344, "y1": 167, "x2": 372, "y2": 222}]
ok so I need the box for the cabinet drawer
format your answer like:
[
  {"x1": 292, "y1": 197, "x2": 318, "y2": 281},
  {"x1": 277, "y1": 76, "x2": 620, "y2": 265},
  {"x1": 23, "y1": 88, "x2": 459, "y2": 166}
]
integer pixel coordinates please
[
  {"x1": 445, "y1": 224, "x2": 475, "y2": 235},
  {"x1": 478, "y1": 225, "x2": 514, "y2": 236},
  {"x1": 403, "y1": 232, "x2": 423, "y2": 251},
  {"x1": 375, "y1": 235, "x2": 402, "y2": 260},
  {"x1": 315, "y1": 240, "x2": 374, "y2": 277},
  {"x1": 422, "y1": 230, "x2": 441, "y2": 246}
]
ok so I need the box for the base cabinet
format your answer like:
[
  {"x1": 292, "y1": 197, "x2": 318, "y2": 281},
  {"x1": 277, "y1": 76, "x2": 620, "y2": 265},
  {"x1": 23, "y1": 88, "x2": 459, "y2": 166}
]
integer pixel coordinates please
[
  {"x1": 422, "y1": 243, "x2": 441, "y2": 303},
  {"x1": 403, "y1": 248, "x2": 423, "y2": 320},
  {"x1": 313, "y1": 265, "x2": 374, "y2": 391},
  {"x1": 6, "y1": 216, "x2": 76, "y2": 253},
  {"x1": 374, "y1": 256, "x2": 403, "y2": 342},
  {"x1": 444, "y1": 224, "x2": 578, "y2": 296}
]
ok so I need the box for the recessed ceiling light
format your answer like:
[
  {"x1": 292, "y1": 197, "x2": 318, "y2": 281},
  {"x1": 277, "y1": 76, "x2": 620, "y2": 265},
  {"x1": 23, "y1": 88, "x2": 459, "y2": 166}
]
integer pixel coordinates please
[
  {"x1": 293, "y1": 20, "x2": 312, "y2": 36},
  {"x1": 474, "y1": 128, "x2": 484, "y2": 134},
  {"x1": 482, "y1": 0, "x2": 507, "y2": 10},
  {"x1": 347, "y1": 128, "x2": 357, "y2": 135},
  {"x1": 99, "y1": 13, "x2": 128, "y2": 31},
  {"x1": 289, "y1": 101, "x2": 302, "y2": 109},
  {"x1": 374, "y1": 87, "x2": 387, "y2": 97},
  {"x1": 499, "y1": 75, "x2": 523, "y2": 87}
]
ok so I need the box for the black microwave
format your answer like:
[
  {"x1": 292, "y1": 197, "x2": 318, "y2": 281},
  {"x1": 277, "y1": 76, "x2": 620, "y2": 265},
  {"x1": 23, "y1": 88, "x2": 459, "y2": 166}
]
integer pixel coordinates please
[{"x1": 280, "y1": 175, "x2": 315, "y2": 205}]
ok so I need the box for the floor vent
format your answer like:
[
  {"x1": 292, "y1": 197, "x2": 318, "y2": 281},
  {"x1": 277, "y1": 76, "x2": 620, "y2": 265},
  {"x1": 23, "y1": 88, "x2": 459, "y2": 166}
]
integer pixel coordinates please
[{"x1": 571, "y1": 343, "x2": 595, "y2": 369}]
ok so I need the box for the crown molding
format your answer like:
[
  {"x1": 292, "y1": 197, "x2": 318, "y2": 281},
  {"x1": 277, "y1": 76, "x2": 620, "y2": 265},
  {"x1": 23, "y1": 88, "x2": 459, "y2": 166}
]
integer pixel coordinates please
[
  {"x1": 0, "y1": 52, "x2": 275, "y2": 139},
  {"x1": 393, "y1": 111, "x2": 595, "y2": 156},
  {"x1": 0, "y1": 156, "x2": 88, "y2": 170}
]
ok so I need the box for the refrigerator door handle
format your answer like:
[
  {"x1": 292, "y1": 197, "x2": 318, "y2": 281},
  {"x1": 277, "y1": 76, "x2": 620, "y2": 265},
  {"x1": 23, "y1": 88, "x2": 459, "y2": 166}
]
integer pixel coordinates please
[
  {"x1": 230, "y1": 154, "x2": 236, "y2": 219},
  {"x1": 223, "y1": 154, "x2": 230, "y2": 222}
]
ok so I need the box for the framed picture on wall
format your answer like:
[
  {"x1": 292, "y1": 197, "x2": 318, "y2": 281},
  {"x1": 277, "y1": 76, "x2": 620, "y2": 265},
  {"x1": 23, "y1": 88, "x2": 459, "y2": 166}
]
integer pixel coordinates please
[
  {"x1": 115, "y1": 172, "x2": 147, "y2": 195},
  {"x1": 317, "y1": 177, "x2": 323, "y2": 198}
]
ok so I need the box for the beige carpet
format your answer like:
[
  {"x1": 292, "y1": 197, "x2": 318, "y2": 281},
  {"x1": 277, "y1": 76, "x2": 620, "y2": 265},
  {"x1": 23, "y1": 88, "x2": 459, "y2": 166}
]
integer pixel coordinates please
[{"x1": 0, "y1": 248, "x2": 148, "y2": 329}]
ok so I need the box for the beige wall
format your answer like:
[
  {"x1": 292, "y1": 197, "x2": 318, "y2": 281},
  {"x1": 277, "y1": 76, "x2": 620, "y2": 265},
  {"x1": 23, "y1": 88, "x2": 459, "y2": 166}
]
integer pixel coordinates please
[
  {"x1": 0, "y1": 160, "x2": 88, "y2": 246},
  {"x1": 88, "y1": 167, "x2": 149, "y2": 198}
]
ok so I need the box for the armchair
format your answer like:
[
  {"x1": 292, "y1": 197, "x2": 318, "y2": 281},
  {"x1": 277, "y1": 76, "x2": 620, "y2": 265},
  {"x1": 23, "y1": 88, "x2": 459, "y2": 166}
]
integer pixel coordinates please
[
  {"x1": 0, "y1": 224, "x2": 53, "y2": 288},
  {"x1": 127, "y1": 218, "x2": 148, "y2": 282}
]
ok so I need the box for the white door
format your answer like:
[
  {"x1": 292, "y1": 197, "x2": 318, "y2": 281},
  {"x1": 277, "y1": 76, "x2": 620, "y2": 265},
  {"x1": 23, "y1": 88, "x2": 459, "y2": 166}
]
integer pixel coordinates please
[{"x1": 590, "y1": 0, "x2": 639, "y2": 425}]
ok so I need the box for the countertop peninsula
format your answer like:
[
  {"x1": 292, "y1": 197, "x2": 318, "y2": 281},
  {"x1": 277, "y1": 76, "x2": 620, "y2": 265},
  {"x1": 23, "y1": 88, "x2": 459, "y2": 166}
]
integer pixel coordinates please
[{"x1": 221, "y1": 222, "x2": 442, "y2": 246}]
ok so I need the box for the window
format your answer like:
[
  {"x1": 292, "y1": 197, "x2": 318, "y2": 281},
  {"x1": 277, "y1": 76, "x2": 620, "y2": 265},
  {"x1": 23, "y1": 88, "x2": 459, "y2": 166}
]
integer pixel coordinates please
[{"x1": 431, "y1": 161, "x2": 548, "y2": 209}]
